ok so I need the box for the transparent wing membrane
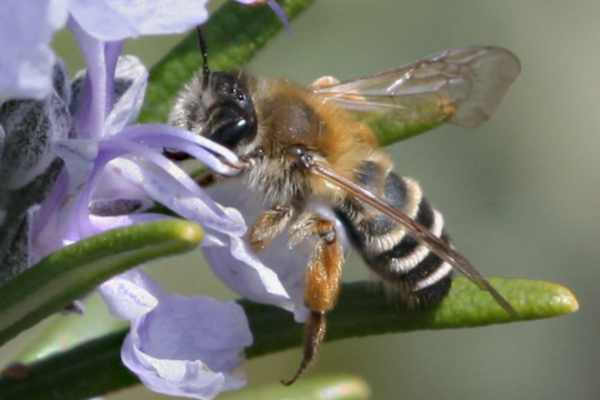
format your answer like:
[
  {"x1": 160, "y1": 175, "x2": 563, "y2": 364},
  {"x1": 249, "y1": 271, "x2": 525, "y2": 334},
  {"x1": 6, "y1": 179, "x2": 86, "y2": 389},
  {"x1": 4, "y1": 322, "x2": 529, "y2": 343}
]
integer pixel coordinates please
[{"x1": 314, "y1": 46, "x2": 520, "y2": 129}]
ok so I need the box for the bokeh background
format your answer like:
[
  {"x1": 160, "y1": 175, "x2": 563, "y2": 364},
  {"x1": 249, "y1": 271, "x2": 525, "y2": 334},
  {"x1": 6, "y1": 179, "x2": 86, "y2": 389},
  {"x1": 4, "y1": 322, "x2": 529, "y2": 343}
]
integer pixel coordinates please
[{"x1": 3, "y1": 0, "x2": 600, "y2": 399}]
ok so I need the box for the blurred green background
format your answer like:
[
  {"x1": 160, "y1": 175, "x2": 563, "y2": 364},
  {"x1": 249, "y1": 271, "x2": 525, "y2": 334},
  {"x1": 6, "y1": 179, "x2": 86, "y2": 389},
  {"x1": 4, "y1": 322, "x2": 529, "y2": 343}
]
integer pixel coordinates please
[{"x1": 3, "y1": 0, "x2": 599, "y2": 398}]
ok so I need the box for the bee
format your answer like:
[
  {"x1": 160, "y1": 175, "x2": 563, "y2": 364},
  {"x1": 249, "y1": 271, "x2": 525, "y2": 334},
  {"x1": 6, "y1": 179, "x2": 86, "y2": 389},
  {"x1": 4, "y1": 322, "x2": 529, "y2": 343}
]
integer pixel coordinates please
[{"x1": 168, "y1": 28, "x2": 520, "y2": 385}]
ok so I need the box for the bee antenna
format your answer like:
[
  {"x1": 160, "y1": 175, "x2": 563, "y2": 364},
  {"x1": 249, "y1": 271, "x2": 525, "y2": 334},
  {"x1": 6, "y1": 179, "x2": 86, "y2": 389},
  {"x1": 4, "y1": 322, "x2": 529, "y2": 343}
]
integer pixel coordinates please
[{"x1": 196, "y1": 26, "x2": 210, "y2": 89}]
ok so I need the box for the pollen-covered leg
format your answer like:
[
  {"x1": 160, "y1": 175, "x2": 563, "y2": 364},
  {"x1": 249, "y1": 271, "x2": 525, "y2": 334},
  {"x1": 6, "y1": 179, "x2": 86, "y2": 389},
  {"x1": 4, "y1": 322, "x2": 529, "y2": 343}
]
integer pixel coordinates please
[
  {"x1": 248, "y1": 205, "x2": 293, "y2": 251},
  {"x1": 282, "y1": 216, "x2": 343, "y2": 385}
]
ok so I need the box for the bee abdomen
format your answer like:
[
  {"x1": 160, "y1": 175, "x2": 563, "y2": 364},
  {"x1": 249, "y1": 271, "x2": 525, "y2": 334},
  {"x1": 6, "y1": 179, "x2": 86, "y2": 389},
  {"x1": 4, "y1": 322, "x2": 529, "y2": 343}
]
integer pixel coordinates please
[{"x1": 335, "y1": 161, "x2": 452, "y2": 308}]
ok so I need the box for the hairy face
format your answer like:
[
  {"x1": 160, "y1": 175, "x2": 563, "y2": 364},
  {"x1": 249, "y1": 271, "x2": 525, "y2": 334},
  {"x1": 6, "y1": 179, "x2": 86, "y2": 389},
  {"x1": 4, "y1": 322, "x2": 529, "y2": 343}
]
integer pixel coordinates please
[{"x1": 169, "y1": 71, "x2": 258, "y2": 152}]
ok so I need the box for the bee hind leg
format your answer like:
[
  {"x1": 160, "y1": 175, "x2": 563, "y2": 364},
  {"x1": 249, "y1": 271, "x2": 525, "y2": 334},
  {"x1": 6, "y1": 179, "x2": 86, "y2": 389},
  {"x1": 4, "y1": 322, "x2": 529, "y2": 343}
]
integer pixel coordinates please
[
  {"x1": 282, "y1": 215, "x2": 343, "y2": 385},
  {"x1": 248, "y1": 205, "x2": 294, "y2": 251}
]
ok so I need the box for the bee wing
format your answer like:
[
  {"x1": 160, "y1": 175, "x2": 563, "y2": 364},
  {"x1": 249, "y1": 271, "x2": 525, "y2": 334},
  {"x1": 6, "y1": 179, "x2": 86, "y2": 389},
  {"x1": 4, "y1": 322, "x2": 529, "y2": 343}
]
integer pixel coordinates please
[
  {"x1": 313, "y1": 46, "x2": 520, "y2": 128},
  {"x1": 309, "y1": 160, "x2": 517, "y2": 316}
]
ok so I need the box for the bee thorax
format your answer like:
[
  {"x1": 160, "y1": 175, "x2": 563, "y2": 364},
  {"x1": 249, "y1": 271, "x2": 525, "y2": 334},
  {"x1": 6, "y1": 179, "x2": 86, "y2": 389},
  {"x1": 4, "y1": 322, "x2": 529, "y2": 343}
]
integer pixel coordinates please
[{"x1": 243, "y1": 154, "x2": 310, "y2": 205}]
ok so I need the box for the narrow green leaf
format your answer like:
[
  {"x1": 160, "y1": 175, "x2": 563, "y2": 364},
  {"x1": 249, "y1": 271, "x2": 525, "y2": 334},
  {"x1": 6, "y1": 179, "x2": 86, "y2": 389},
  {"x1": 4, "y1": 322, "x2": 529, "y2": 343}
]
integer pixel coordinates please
[
  {"x1": 364, "y1": 109, "x2": 450, "y2": 147},
  {"x1": 244, "y1": 277, "x2": 579, "y2": 358},
  {"x1": 220, "y1": 374, "x2": 370, "y2": 400},
  {"x1": 0, "y1": 277, "x2": 577, "y2": 400},
  {"x1": 17, "y1": 295, "x2": 126, "y2": 365},
  {"x1": 0, "y1": 219, "x2": 203, "y2": 347},
  {"x1": 138, "y1": 0, "x2": 315, "y2": 124}
]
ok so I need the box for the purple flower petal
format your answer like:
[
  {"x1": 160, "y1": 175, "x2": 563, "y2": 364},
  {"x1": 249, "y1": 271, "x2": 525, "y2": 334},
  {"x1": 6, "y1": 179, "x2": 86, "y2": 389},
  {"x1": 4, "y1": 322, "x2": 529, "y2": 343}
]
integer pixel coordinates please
[
  {"x1": 107, "y1": 153, "x2": 244, "y2": 236},
  {"x1": 204, "y1": 177, "x2": 308, "y2": 319},
  {"x1": 266, "y1": 0, "x2": 291, "y2": 33},
  {"x1": 104, "y1": 41, "x2": 124, "y2": 111},
  {"x1": 68, "y1": 18, "x2": 109, "y2": 139},
  {"x1": 104, "y1": 56, "x2": 148, "y2": 136},
  {"x1": 69, "y1": 0, "x2": 209, "y2": 41},
  {"x1": 110, "y1": 270, "x2": 251, "y2": 399},
  {"x1": 94, "y1": 132, "x2": 295, "y2": 315},
  {"x1": 203, "y1": 233, "x2": 299, "y2": 316},
  {"x1": 99, "y1": 269, "x2": 164, "y2": 320},
  {"x1": 89, "y1": 212, "x2": 167, "y2": 232},
  {"x1": 0, "y1": 0, "x2": 68, "y2": 99},
  {"x1": 118, "y1": 124, "x2": 243, "y2": 175},
  {"x1": 29, "y1": 169, "x2": 67, "y2": 262}
]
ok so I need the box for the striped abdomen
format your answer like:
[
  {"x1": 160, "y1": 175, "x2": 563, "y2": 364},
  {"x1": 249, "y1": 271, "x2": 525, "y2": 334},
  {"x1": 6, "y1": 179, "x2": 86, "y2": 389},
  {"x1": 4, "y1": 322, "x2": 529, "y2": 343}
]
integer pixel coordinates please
[{"x1": 335, "y1": 160, "x2": 453, "y2": 308}]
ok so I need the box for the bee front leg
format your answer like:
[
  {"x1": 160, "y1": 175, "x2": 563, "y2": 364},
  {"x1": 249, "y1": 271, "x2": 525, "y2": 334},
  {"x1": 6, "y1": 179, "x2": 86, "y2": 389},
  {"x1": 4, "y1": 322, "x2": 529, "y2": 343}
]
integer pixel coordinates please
[
  {"x1": 282, "y1": 215, "x2": 343, "y2": 385},
  {"x1": 248, "y1": 205, "x2": 294, "y2": 251}
]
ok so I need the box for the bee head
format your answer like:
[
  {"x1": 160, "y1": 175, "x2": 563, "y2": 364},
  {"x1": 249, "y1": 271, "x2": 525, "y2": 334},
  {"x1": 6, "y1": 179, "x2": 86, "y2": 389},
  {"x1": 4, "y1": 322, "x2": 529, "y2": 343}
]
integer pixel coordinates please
[
  {"x1": 167, "y1": 28, "x2": 258, "y2": 159},
  {"x1": 201, "y1": 71, "x2": 257, "y2": 150}
]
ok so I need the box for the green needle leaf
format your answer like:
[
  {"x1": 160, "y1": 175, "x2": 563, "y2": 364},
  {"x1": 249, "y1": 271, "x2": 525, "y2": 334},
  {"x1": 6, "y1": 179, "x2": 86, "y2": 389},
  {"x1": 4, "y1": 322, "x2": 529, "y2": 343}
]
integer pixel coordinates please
[
  {"x1": 220, "y1": 374, "x2": 370, "y2": 400},
  {"x1": 365, "y1": 109, "x2": 451, "y2": 147},
  {"x1": 0, "y1": 219, "x2": 203, "y2": 347},
  {"x1": 0, "y1": 277, "x2": 577, "y2": 400}
]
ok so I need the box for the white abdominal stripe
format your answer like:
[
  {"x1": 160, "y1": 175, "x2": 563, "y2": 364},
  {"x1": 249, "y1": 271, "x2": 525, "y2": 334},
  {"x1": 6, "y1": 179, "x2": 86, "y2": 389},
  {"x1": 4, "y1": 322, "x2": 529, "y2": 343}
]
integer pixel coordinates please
[
  {"x1": 335, "y1": 163, "x2": 454, "y2": 306},
  {"x1": 413, "y1": 261, "x2": 453, "y2": 291},
  {"x1": 387, "y1": 210, "x2": 444, "y2": 273}
]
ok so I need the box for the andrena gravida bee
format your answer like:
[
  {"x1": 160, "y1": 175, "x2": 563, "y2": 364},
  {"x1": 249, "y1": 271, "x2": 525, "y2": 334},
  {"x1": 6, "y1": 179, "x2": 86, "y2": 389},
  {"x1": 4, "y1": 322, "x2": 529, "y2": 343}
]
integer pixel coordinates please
[{"x1": 167, "y1": 28, "x2": 521, "y2": 385}]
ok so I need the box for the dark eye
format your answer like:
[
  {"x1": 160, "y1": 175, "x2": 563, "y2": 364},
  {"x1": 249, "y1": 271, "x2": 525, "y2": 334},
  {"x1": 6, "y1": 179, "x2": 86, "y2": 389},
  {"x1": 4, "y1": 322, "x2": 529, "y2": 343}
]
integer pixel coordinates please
[{"x1": 231, "y1": 87, "x2": 245, "y2": 103}]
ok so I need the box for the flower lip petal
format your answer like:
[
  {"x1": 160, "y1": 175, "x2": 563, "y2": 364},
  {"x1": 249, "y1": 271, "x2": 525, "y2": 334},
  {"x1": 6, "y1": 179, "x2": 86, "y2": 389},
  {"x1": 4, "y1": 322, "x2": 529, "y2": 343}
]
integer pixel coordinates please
[
  {"x1": 104, "y1": 55, "x2": 148, "y2": 136},
  {"x1": 99, "y1": 269, "x2": 164, "y2": 321},
  {"x1": 124, "y1": 134, "x2": 243, "y2": 177},
  {"x1": 103, "y1": 147, "x2": 246, "y2": 237},
  {"x1": 103, "y1": 272, "x2": 250, "y2": 399},
  {"x1": 119, "y1": 124, "x2": 243, "y2": 168},
  {"x1": 119, "y1": 281, "x2": 251, "y2": 399}
]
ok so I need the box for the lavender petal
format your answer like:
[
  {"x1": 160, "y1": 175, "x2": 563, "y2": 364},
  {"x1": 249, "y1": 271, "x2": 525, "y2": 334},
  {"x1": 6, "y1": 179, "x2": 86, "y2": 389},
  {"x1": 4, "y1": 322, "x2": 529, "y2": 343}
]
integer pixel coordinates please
[
  {"x1": 104, "y1": 56, "x2": 148, "y2": 136},
  {"x1": 99, "y1": 269, "x2": 164, "y2": 321},
  {"x1": 109, "y1": 270, "x2": 251, "y2": 399},
  {"x1": 0, "y1": 0, "x2": 68, "y2": 99},
  {"x1": 205, "y1": 177, "x2": 309, "y2": 319},
  {"x1": 68, "y1": 17, "x2": 107, "y2": 139},
  {"x1": 69, "y1": 0, "x2": 209, "y2": 41}
]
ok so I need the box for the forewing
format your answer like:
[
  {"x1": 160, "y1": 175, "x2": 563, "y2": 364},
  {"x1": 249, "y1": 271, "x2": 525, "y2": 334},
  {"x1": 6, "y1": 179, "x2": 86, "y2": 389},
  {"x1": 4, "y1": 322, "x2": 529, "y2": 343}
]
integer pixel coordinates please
[{"x1": 314, "y1": 46, "x2": 520, "y2": 128}]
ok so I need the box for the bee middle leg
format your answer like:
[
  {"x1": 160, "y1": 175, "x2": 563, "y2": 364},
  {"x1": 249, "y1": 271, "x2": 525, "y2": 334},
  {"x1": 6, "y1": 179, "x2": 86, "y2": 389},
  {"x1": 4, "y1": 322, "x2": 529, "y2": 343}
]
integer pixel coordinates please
[
  {"x1": 248, "y1": 205, "x2": 294, "y2": 251},
  {"x1": 282, "y1": 214, "x2": 344, "y2": 385}
]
